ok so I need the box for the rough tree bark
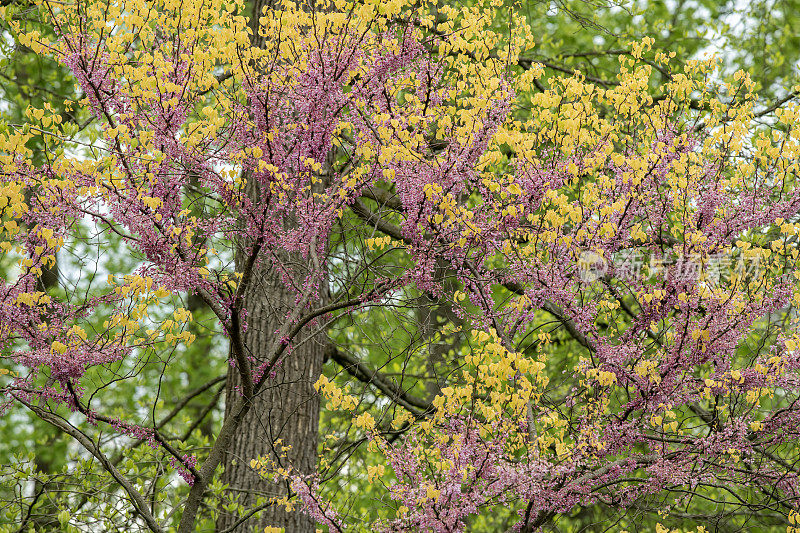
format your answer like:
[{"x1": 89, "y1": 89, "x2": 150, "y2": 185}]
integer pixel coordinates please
[{"x1": 215, "y1": 256, "x2": 324, "y2": 531}]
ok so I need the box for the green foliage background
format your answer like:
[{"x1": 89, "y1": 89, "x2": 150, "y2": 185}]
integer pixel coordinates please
[{"x1": 1, "y1": 0, "x2": 798, "y2": 531}]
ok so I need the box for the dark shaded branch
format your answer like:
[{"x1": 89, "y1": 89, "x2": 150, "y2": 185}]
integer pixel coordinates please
[{"x1": 327, "y1": 346, "x2": 432, "y2": 416}]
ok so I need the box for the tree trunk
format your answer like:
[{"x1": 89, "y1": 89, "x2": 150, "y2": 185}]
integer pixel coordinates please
[
  {"x1": 216, "y1": 250, "x2": 324, "y2": 532},
  {"x1": 216, "y1": 176, "x2": 324, "y2": 533},
  {"x1": 216, "y1": 2, "x2": 326, "y2": 529}
]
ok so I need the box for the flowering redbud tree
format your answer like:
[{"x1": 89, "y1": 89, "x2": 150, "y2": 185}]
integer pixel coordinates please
[{"x1": 3, "y1": 0, "x2": 800, "y2": 531}]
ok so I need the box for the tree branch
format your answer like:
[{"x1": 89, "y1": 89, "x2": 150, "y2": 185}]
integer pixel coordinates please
[
  {"x1": 327, "y1": 346, "x2": 432, "y2": 416},
  {"x1": 16, "y1": 397, "x2": 164, "y2": 533}
]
